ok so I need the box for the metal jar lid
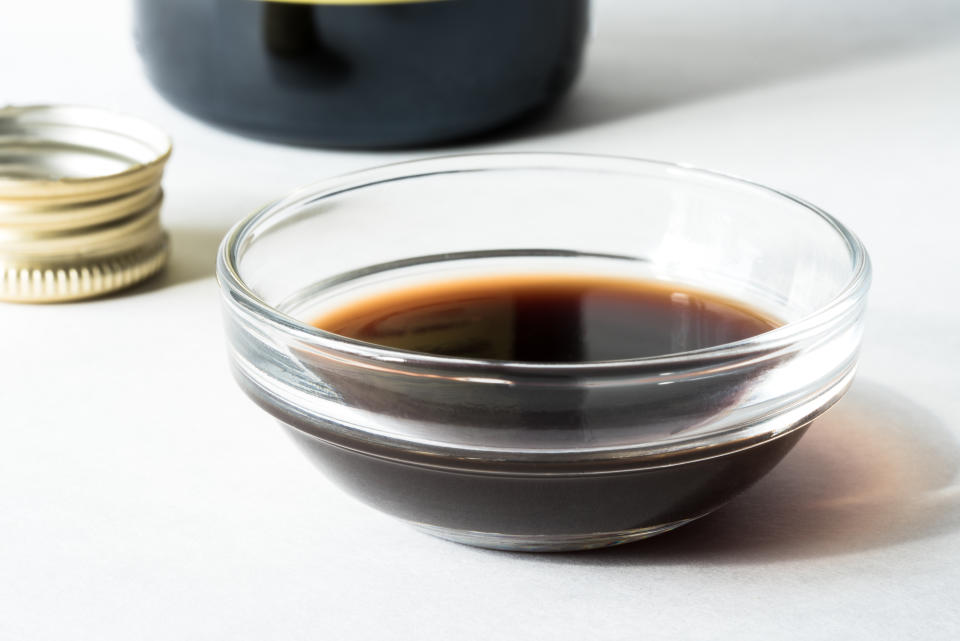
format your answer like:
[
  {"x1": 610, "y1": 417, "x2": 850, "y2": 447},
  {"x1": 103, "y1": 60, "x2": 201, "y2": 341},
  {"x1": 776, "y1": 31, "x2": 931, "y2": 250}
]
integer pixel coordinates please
[{"x1": 0, "y1": 105, "x2": 172, "y2": 302}]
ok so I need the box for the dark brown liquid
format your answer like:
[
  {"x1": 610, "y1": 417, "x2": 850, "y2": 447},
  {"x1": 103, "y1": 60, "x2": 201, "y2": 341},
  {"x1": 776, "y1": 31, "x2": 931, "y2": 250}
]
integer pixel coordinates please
[
  {"x1": 312, "y1": 274, "x2": 779, "y2": 361},
  {"x1": 236, "y1": 274, "x2": 805, "y2": 541}
]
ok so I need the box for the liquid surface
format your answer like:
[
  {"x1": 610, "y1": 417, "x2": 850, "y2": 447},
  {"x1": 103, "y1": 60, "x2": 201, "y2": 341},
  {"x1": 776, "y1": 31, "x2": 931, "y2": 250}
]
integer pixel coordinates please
[{"x1": 312, "y1": 274, "x2": 779, "y2": 362}]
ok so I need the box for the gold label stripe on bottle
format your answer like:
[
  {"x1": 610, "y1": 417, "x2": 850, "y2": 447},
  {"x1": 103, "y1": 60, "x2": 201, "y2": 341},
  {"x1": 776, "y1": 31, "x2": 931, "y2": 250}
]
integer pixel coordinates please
[{"x1": 255, "y1": 0, "x2": 447, "y2": 5}]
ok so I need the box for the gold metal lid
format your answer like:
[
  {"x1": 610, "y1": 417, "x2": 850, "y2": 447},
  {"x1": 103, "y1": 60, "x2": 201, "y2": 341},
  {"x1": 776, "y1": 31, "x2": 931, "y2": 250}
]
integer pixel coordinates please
[
  {"x1": 0, "y1": 105, "x2": 172, "y2": 302},
  {"x1": 0, "y1": 234, "x2": 169, "y2": 303},
  {"x1": 0, "y1": 196, "x2": 165, "y2": 259},
  {"x1": 0, "y1": 183, "x2": 162, "y2": 232},
  {"x1": 0, "y1": 105, "x2": 172, "y2": 204}
]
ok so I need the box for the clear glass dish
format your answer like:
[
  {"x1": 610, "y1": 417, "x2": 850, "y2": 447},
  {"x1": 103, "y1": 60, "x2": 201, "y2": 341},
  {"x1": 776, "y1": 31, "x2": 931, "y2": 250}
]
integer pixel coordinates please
[{"x1": 217, "y1": 153, "x2": 871, "y2": 551}]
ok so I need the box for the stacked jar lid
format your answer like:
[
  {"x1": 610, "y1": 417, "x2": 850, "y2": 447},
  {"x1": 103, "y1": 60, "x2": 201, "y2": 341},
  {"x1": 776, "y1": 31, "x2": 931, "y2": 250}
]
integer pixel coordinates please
[{"x1": 0, "y1": 105, "x2": 172, "y2": 302}]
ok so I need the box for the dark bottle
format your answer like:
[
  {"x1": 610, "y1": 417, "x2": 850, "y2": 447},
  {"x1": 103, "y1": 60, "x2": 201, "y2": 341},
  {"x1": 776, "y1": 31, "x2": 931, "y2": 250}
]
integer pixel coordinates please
[{"x1": 134, "y1": 0, "x2": 589, "y2": 148}]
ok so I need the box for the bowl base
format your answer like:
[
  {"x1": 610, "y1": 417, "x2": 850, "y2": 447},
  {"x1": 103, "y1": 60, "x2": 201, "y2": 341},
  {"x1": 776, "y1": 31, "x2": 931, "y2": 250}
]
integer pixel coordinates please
[{"x1": 410, "y1": 517, "x2": 700, "y2": 553}]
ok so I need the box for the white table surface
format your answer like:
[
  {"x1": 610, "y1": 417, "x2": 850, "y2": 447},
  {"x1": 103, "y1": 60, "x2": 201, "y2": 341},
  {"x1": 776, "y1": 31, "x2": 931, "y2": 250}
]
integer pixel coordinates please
[{"x1": 3, "y1": 1, "x2": 960, "y2": 639}]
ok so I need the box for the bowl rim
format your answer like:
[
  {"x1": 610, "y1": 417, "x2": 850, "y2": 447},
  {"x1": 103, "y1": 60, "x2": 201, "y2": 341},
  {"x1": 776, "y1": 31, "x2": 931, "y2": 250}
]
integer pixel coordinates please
[{"x1": 217, "y1": 152, "x2": 872, "y2": 374}]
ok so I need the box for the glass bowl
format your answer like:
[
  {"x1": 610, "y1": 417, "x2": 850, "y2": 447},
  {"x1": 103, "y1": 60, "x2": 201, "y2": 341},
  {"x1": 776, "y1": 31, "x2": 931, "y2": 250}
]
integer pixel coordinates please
[{"x1": 216, "y1": 153, "x2": 871, "y2": 552}]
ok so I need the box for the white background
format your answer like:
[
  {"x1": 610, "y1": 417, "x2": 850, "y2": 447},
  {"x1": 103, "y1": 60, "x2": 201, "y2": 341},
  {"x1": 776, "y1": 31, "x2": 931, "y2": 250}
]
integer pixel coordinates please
[{"x1": 2, "y1": 1, "x2": 960, "y2": 638}]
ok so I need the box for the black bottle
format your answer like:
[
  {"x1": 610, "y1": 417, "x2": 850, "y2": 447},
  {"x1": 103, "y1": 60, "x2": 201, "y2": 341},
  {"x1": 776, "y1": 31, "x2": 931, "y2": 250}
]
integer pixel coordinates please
[{"x1": 134, "y1": 0, "x2": 588, "y2": 148}]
